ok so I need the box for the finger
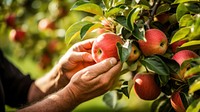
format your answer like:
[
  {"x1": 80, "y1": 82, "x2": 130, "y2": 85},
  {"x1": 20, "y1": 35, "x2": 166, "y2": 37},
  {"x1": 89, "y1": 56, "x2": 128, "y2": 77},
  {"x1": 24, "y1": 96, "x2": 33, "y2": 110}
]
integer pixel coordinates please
[
  {"x1": 102, "y1": 61, "x2": 122, "y2": 79},
  {"x1": 70, "y1": 52, "x2": 94, "y2": 63},
  {"x1": 81, "y1": 57, "x2": 117, "y2": 81},
  {"x1": 73, "y1": 39, "x2": 95, "y2": 51}
]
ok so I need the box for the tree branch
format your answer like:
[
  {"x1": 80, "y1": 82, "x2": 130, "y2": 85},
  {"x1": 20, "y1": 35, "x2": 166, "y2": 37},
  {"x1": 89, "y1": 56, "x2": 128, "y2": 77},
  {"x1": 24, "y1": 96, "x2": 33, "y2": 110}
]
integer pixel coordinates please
[{"x1": 145, "y1": 0, "x2": 161, "y2": 29}]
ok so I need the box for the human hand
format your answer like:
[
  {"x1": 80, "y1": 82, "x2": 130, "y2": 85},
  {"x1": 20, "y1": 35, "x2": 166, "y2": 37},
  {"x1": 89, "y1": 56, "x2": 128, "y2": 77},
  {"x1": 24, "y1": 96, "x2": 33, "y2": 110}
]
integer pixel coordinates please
[
  {"x1": 58, "y1": 39, "x2": 95, "y2": 79},
  {"x1": 64, "y1": 57, "x2": 122, "y2": 104}
]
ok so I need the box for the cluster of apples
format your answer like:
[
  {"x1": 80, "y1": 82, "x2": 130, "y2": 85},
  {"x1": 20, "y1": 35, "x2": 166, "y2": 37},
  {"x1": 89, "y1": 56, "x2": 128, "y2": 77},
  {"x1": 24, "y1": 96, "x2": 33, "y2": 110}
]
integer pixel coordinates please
[
  {"x1": 5, "y1": 14, "x2": 26, "y2": 43},
  {"x1": 91, "y1": 19, "x2": 199, "y2": 111}
]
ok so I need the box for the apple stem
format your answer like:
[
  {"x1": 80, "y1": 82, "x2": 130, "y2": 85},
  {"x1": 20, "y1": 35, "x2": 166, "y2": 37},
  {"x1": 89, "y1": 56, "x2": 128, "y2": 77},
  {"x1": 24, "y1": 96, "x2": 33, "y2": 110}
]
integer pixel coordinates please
[{"x1": 145, "y1": 0, "x2": 161, "y2": 29}]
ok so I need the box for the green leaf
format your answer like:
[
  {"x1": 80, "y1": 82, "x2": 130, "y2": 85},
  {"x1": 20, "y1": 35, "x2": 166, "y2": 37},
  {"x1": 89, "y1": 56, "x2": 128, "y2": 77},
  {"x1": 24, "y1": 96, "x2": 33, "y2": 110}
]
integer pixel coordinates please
[
  {"x1": 127, "y1": 8, "x2": 141, "y2": 30},
  {"x1": 120, "y1": 80, "x2": 134, "y2": 98},
  {"x1": 102, "y1": 0, "x2": 110, "y2": 9},
  {"x1": 131, "y1": 23, "x2": 145, "y2": 41},
  {"x1": 158, "y1": 55, "x2": 180, "y2": 74},
  {"x1": 173, "y1": 0, "x2": 200, "y2": 4},
  {"x1": 178, "y1": 40, "x2": 200, "y2": 51},
  {"x1": 156, "y1": 3, "x2": 171, "y2": 16},
  {"x1": 189, "y1": 78, "x2": 200, "y2": 94},
  {"x1": 186, "y1": 98, "x2": 200, "y2": 112},
  {"x1": 151, "y1": 96, "x2": 173, "y2": 112},
  {"x1": 176, "y1": 3, "x2": 188, "y2": 21},
  {"x1": 185, "y1": 65, "x2": 200, "y2": 79},
  {"x1": 117, "y1": 40, "x2": 132, "y2": 63},
  {"x1": 179, "y1": 14, "x2": 194, "y2": 27},
  {"x1": 170, "y1": 27, "x2": 191, "y2": 44},
  {"x1": 181, "y1": 58, "x2": 200, "y2": 70},
  {"x1": 71, "y1": 1, "x2": 103, "y2": 16},
  {"x1": 65, "y1": 21, "x2": 91, "y2": 46},
  {"x1": 80, "y1": 23, "x2": 94, "y2": 39},
  {"x1": 103, "y1": 90, "x2": 118, "y2": 109},
  {"x1": 80, "y1": 23, "x2": 102, "y2": 39},
  {"x1": 158, "y1": 75, "x2": 170, "y2": 86},
  {"x1": 140, "y1": 55, "x2": 170, "y2": 76},
  {"x1": 184, "y1": 2, "x2": 200, "y2": 14},
  {"x1": 105, "y1": 5, "x2": 125, "y2": 17},
  {"x1": 115, "y1": 16, "x2": 129, "y2": 30}
]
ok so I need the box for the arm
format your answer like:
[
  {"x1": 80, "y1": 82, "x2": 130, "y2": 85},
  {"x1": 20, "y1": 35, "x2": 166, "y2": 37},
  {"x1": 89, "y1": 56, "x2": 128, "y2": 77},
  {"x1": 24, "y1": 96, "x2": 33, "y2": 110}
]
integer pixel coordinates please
[{"x1": 18, "y1": 58, "x2": 122, "y2": 112}]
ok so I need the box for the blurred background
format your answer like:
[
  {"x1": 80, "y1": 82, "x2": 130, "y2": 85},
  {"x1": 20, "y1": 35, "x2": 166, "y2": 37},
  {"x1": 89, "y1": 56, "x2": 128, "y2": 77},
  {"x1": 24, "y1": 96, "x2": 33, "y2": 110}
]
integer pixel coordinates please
[{"x1": 0, "y1": 0, "x2": 152, "y2": 111}]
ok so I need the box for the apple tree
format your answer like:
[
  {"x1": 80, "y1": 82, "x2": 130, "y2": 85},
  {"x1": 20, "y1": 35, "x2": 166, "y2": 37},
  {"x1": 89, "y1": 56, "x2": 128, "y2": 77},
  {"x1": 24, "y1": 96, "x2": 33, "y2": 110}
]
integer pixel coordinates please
[{"x1": 65, "y1": 0, "x2": 200, "y2": 111}]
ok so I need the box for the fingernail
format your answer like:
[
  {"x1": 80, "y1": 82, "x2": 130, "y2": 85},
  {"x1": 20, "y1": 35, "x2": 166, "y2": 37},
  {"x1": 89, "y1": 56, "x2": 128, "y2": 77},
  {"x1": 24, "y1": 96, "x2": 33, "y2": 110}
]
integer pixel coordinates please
[{"x1": 109, "y1": 57, "x2": 117, "y2": 66}]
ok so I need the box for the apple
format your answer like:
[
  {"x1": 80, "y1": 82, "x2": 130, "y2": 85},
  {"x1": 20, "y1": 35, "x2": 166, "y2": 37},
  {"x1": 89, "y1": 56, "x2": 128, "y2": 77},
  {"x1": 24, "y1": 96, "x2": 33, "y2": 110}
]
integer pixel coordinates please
[
  {"x1": 172, "y1": 50, "x2": 199, "y2": 66},
  {"x1": 39, "y1": 53, "x2": 52, "y2": 69},
  {"x1": 47, "y1": 39, "x2": 60, "y2": 54},
  {"x1": 38, "y1": 18, "x2": 55, "y2": 31},
  {"x1": 128, "y1": 44, "x2": 141, "y2": 62},
  {"x1": 5, "y1": 14, "x2": 16, "y2": 28},
  {"x1": 155, "y1": 13, "x2": 170, "y2": 24},
  {"x1": 170, "y1": 91, "x2": 185, "y2": 112},
  {"x1": 9, "y1": 29, "x2": 26, "y2": 43},
  {"x1": 92, "y1": 33, "x2": 123, "y2": 63},
  {"x1": 170, "y1": 40, "x2": 188, "y2": 53},
  {"x1": 133, "y1": 72, "x2": 161, "y2": 100},
  {"x1": 138, "y1": 29, "x2": 168, "y2": 56}
]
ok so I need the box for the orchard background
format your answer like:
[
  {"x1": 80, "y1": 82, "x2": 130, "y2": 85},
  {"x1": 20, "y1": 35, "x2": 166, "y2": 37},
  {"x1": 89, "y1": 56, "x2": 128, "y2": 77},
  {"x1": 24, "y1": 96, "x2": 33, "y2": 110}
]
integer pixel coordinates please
[{"x1": 1, "y1": 0, "x2": 200, "y2": 112}]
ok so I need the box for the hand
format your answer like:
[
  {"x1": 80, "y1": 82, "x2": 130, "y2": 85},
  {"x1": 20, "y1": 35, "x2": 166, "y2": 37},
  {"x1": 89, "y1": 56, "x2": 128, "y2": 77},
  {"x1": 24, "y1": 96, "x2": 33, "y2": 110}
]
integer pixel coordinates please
[
  {"x1": 64, "y1": 57, "x2": 122, "y2": 104},
  {"x1": 58, "y1": 39, "x2": 95, "y2": 79}
]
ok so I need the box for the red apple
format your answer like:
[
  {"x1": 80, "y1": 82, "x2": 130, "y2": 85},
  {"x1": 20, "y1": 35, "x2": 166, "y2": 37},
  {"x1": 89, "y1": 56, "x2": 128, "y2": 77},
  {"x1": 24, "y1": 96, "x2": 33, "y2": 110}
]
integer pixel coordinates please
[
  {"x1": 92, "y1": 33, "x2": 123, "y2": 63},
  {"x1": 170, "y1": 40, "x2": 188, "y2": 53},
  {"x1": 9, "y1": 29, "x2": 26, "y2": 43},
  {"x1": 38, "y1": 18, "x2": 55, "y2": 31},
  {"x1": 170, "y1": 91, "x2": 185, "y2": 112},
  {"x1": 133, "y1": 72, "x2": 161, "y2": 100},
  {"x1": 128, "y1": 44, "x2": 141, "y2": 62},
  {"x1": 172, "y1": 50, "x2": 199, "y2": 66},
  {"x1": 138, "y1": 29, "x2": 168, "y2": 56},
  {"x1": 39, "y1": 53, "x2": 52, "y2": 69},
  {"x1": 5, "y1": 14, "x2": 16, "y2": 28}
]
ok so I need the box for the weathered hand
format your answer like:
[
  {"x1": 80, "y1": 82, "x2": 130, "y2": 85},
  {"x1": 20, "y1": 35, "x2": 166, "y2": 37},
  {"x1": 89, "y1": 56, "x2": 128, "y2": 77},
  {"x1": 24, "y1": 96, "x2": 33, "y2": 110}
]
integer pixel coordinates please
[
  {"x1": 58, "y1": 39, "x2": 95, "y2": 79},
  {"x1": 65, "y1": 57, "x2": 122, "y2": 104}
]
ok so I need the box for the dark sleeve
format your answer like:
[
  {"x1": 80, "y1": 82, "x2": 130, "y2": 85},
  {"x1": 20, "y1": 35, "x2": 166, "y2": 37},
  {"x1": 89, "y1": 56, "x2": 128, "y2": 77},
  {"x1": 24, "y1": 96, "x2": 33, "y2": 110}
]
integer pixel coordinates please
[{"x1": 0, "y1": 50, "x2": 35, "y2": 108}]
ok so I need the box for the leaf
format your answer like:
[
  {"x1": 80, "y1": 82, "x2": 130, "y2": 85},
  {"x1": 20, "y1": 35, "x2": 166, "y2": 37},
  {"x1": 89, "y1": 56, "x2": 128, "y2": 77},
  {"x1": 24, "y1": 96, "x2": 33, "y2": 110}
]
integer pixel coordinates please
[
  {"x1": 176, "y1": 3, "x2": 188, "y2": 21},
  {"x1": 65, "y1": 21, "x2": 91, "y2": 45},
  {"x1": 115, "y1": 16, "x2": 129, "y2": 30},
  {"x1": 179, "y1": 40, "x2": 200, "y2": 51},
  {"x1": 80, "y1": 23, "x2": 102, "y2": 39},
  {"x1": 105, "y1": 5, "x2": 126, "y2": 17},
  {"x1": 186, "y1": 98, "x2": 200, "y2": 112},
  {"x1": 103, "y1": 90, "x2": 118, "y2": 109},
  {"x1": 184, "y1": 65, "x2": 200, "y2": 78},
  {"x1": 156, "y1": 3, "x2": 171, "y2": 16},
  {"x1": 120, "y1": 80, "x2": 134, "y2": 98},
  {"x1": 179, "y1": 14, "x2": 194, "y2": 27},
  {"x1": 158, "y1": 55, "x2": 180, "y2": 74},
  {"x1": 173, "y1": 0, "x2": 200, "y2": 4},
  {"x1": 151, "y1": 95, "x2": 168, "y2": 112},
  {"x1": 184, "y1": 2, "x2": 200, "y2": 14},
  {"x1": 131, "y1": 23, "x2": 145, "y2": 41},
  {"x1": 140, "y1": 55, "x2": 170, "y2": 76},
  {"x1": 158, "y1": 75, "x2": 170, "y2": 86},
  {"x1": 127, "y1": 8, "x2": 141, "y2": 30},
  {"x1": 71, "y1": 1, "x2": 103, "y2": 16},
  {"x1": 189, "y1": 78, "x2": 200, "y2": 94},
  {"x1": 117, "y1": 40, "x2": 132, "y2": 63},
  {"x1": 170, "y1": 27, "x2": 191, "y2": 44}
]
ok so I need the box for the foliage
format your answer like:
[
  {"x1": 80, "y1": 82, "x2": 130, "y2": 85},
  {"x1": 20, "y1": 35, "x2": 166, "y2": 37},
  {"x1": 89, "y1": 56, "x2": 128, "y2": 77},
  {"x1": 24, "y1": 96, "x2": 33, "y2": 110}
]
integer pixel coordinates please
[{"x1": 65, "y1": 0, "x2": 200, "y2": 111}]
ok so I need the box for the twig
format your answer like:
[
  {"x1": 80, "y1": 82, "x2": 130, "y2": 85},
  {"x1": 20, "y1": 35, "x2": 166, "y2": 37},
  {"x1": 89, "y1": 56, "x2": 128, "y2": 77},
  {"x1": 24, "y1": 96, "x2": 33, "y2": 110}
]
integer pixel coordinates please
[{"x1": 145, "y1": 0, "x2": 161, "y2": 29}]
